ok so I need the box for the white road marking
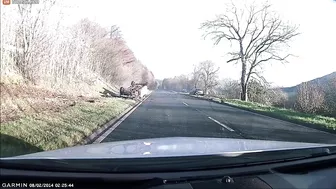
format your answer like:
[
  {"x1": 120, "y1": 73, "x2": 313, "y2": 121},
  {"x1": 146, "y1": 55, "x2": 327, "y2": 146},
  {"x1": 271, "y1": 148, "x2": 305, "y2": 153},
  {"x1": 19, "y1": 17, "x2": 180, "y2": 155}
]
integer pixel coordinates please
[
  {"x1": 93, "y1": 93, "x2": 152, "y2": 143},
  {"x1": 183, "y1": 102, "x2": 189, "y2": 106},
  {"x1": 208, "y1": 117, "x2": 235, "y2": 132},
  {"x1": 194, "y1": 108, "x2": 211, "y2": 117}
]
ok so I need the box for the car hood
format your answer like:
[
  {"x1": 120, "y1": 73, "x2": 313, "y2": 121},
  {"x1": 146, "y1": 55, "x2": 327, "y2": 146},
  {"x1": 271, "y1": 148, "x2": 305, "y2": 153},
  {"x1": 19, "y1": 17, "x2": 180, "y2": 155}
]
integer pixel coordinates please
[{"x1": 5, "y1": 137, "x2": 333, "y2": 159}]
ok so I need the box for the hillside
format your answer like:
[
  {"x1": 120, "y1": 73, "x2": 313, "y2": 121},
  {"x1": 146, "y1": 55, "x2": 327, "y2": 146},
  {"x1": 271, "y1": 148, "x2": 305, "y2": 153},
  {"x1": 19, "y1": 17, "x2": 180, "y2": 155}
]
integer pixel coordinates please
[{"x1": 281, "y1": 72, "x2": 336, "y2": 95}]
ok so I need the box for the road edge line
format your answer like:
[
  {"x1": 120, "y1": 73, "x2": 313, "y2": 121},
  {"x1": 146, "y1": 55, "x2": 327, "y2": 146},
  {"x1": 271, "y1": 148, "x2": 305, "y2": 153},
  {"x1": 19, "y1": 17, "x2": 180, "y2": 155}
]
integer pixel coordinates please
[{"x1": 81, "y1": 92, "x2": 152, "y2": 145}]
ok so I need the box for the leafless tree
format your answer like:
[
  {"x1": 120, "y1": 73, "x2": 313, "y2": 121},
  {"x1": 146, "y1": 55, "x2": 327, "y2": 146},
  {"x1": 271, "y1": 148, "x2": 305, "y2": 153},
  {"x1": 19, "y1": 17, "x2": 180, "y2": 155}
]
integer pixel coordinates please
[
  {"x1": 1, "y1": 2, "x2": 154, "y2": 95},
  {"x1": 176, "y1": 75, "x2": 190, "y2": 91},
  {"x1": 1, "y1": 6, "x2": 19, "y2": 81},
  {"x1": 201, "y1": 2, "x2": 299, "y2": 101},
  {"x1": 14, "y1": 0, "x2": 56, "y2": 82},
  {"x1": 190, "y1": 64, "x2": 202, "y2": 89},
  {"x1": 322, "y1": 76, "x2": 336, "y2": 117},
  {"x1": 198, "y1": 60, "x2": 220, "y2": 95},
  {"x1": 295, "y1": 82, "x2": 325, "y2": 114},
  {"x1": 247, "y1": 80, "x2": 269, "y2": 104},
  {"x1": 270, "y1": 88, "x2": 288, "y2": 108},
  {"x1": 247, "y1": 80, "x2": 287, "y2": 106},
  {"x1": 161, "y1": 75, "x2": 193, "y2": 92},
  {"x1": 215, "y1": 79, "x2": 241, "y2": 99}
]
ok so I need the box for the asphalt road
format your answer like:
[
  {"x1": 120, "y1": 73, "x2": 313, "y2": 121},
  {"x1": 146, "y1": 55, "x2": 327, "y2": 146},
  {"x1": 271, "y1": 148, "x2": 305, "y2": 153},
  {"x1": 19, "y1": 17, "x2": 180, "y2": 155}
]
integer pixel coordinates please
[{"x1": 101, "y1": 90, "x2": 336, "y2": 144}]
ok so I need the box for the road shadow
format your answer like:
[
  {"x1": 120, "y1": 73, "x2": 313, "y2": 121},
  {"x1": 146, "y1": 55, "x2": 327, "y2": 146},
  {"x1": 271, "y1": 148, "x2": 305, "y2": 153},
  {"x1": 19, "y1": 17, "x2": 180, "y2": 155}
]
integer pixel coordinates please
[{"x1": 0, "y1": 133, "x2": 43, "y2": 158}]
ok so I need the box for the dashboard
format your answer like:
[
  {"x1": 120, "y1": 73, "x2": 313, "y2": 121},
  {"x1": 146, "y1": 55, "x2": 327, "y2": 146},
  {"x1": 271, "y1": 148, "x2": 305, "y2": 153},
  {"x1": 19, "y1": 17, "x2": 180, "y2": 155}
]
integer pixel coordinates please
[{"x1": 1, "y1": 154, "x2": 335, "y2": 189}]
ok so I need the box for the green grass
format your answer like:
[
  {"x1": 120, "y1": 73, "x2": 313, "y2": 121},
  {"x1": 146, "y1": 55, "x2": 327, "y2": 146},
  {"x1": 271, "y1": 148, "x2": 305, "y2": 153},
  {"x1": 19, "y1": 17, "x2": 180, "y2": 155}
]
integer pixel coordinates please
[
  {"x1": 0, "y1": 98, "x2": 135, "y2": 158},
  {"x1": 223, "y1": 99, "x2": 336, "y2": 131}
]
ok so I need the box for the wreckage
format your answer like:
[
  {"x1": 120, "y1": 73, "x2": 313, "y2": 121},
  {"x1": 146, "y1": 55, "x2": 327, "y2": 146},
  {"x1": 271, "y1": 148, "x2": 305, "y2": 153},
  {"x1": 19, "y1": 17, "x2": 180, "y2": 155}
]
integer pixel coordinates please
[
  {"x1": 120, "y1": 81, "x2": 148, "y2": 99},
  {"x1": 100, "y1": 81, "x2": 149, "y2": 99}
]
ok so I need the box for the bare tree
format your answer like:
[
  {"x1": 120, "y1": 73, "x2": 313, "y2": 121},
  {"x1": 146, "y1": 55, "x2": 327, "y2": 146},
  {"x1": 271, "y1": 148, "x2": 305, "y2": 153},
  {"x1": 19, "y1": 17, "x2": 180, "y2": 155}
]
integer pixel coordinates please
[
  {"x1": 321, "y1": 76, "x2": 336, "y2": 117},
  {"x1": 161, "y1": 75, "x2": 193, "y2": 92},
  {"x1": 247, "y1": 80, "x2": 270, "y2": 104},
  {"x1": 215, "y1": 79, "x2": 241, "y2": 99},
  {"x1": 1, "y1": 2, "x2": 154, "y2": 95},
  {"x1": 14, "y1": 0, "x2": 56, "y2": 82},
  {"x1": 176, "y1": 75, "x2": 190, "y2": 91},
  {"x1": 1, "y1": 6, "x2": 19, "y2": 81},
  {"x1": 191, "y1": 64, "x2": 202, "y2": 89},
  {"x1": 247, "y1": 80, "x2": 287, "y2": 106},
  {"x1": 198, "y1": 60, "x2": 220, "y2": 95},
  {"x1": 270, "y1": 88, "x2": 288, "y2": 108},
  {"x1": 295, "y1": 82, "x2": 325, "y2": 114},
  {"x1": 201, "y1": 2, "x2": 299, "y2": 101}
]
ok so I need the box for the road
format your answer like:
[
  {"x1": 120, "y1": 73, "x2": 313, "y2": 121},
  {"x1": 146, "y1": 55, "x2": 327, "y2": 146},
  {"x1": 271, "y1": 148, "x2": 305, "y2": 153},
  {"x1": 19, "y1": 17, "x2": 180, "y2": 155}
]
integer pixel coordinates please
[{"x1": 101, "y1": 91, "x2": 336, "y2": 144}]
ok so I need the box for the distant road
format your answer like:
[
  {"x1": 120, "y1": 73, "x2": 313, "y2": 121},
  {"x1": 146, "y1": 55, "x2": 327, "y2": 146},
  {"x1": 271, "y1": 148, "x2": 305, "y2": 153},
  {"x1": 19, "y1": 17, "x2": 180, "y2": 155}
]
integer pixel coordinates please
[{"x1": 101, "y1": 90, "x2": 336, "y2": 144}]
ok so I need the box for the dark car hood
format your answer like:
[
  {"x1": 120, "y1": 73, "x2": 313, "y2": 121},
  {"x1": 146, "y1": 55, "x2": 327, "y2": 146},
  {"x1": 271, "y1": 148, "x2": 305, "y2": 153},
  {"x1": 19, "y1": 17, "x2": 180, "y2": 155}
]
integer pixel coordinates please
[{"x1": 4, "y1": 137, "x2": 333, "y2": 159}]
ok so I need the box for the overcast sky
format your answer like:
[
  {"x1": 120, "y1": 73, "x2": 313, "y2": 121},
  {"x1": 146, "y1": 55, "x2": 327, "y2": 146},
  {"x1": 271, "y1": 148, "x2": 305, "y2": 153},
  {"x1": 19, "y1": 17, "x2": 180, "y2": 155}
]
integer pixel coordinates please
[{"x1": 62, "y1": 0, "x2": 336, "y2": 87}]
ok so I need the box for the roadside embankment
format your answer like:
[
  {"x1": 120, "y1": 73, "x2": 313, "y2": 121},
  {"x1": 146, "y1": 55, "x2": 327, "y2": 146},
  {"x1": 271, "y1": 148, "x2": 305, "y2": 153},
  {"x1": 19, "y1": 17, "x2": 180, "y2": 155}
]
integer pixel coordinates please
[{"x1": 0, "y1": 83, "x2": 136, "y2": 157}]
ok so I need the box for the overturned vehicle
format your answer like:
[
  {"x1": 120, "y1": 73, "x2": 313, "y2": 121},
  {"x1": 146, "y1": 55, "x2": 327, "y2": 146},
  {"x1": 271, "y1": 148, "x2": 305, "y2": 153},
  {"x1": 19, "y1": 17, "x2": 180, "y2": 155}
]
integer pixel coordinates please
[{"x1": 120, "y1": 81, "x2": 149, "y2": 99}]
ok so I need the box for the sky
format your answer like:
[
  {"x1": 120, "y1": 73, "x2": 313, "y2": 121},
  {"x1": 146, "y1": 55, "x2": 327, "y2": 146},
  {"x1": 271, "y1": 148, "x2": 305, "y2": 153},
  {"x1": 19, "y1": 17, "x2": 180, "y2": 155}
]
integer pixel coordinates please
[{"x1": 61, "y1": 0, "x2": 336, "y2": 87}]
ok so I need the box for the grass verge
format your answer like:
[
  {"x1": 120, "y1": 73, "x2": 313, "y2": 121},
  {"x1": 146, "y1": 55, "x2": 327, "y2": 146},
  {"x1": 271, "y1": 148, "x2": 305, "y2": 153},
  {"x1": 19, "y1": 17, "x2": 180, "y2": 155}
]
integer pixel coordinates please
[
  {"x1": 0, "y1": 98, "x2": 135, "y2": 158},
  {"x1": 222, "y1": 99, "x2": 336, "y2": 133}
]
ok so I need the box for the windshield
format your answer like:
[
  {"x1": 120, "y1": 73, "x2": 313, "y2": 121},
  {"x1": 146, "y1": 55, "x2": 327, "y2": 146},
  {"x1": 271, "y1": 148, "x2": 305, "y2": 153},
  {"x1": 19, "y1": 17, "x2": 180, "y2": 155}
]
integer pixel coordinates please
[{"x1": 1, "y1": 0, "x2": 335, "y2": 168}]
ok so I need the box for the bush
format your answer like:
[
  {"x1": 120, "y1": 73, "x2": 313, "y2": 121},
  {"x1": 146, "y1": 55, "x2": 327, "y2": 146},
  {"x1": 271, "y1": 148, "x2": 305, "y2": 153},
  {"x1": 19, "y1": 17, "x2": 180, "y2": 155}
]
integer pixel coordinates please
[
  {"x1": 215, "y1": 79, "x2": 241, "y2": 99},
  {"x1": 323, "y1": 77, "x2": 336, "y2": 117},
  {"x1": 294, "y1": 82, "x2": 325, "y2": 114},
  {"x1": 247, "y1": 80, "x2": 288, "y2": 107}
]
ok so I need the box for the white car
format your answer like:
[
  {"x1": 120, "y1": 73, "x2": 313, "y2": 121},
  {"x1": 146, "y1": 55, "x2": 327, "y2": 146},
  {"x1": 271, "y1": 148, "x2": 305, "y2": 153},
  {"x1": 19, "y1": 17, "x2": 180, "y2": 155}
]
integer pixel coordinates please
[
  {"x1": 195, "y1": 90, "x2": 204, "y2": 95},
  {"x1": 190, "y1": 89, "x2": 204, "y2": 96}
]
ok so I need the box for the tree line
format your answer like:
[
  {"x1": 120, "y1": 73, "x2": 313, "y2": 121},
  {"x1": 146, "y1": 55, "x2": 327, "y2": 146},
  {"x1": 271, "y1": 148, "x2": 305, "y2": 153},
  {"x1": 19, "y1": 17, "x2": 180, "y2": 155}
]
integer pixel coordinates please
[
  {"x1": 162, "y1": 60, "x2": 220, "y2": 94},
  {"x1": 162, "y1": 70, "x2": 336, "y2": 117},
  {"x1": 1, "y1": 0, "x2": 155, "y2": 93}
]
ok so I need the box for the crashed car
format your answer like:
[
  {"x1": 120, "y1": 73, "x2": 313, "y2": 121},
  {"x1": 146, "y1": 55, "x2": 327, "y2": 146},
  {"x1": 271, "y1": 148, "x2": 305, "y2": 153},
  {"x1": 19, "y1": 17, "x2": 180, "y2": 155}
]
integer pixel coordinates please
[{"x1": 189, "y1": 88, "x2": 204, "y2": 96}]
